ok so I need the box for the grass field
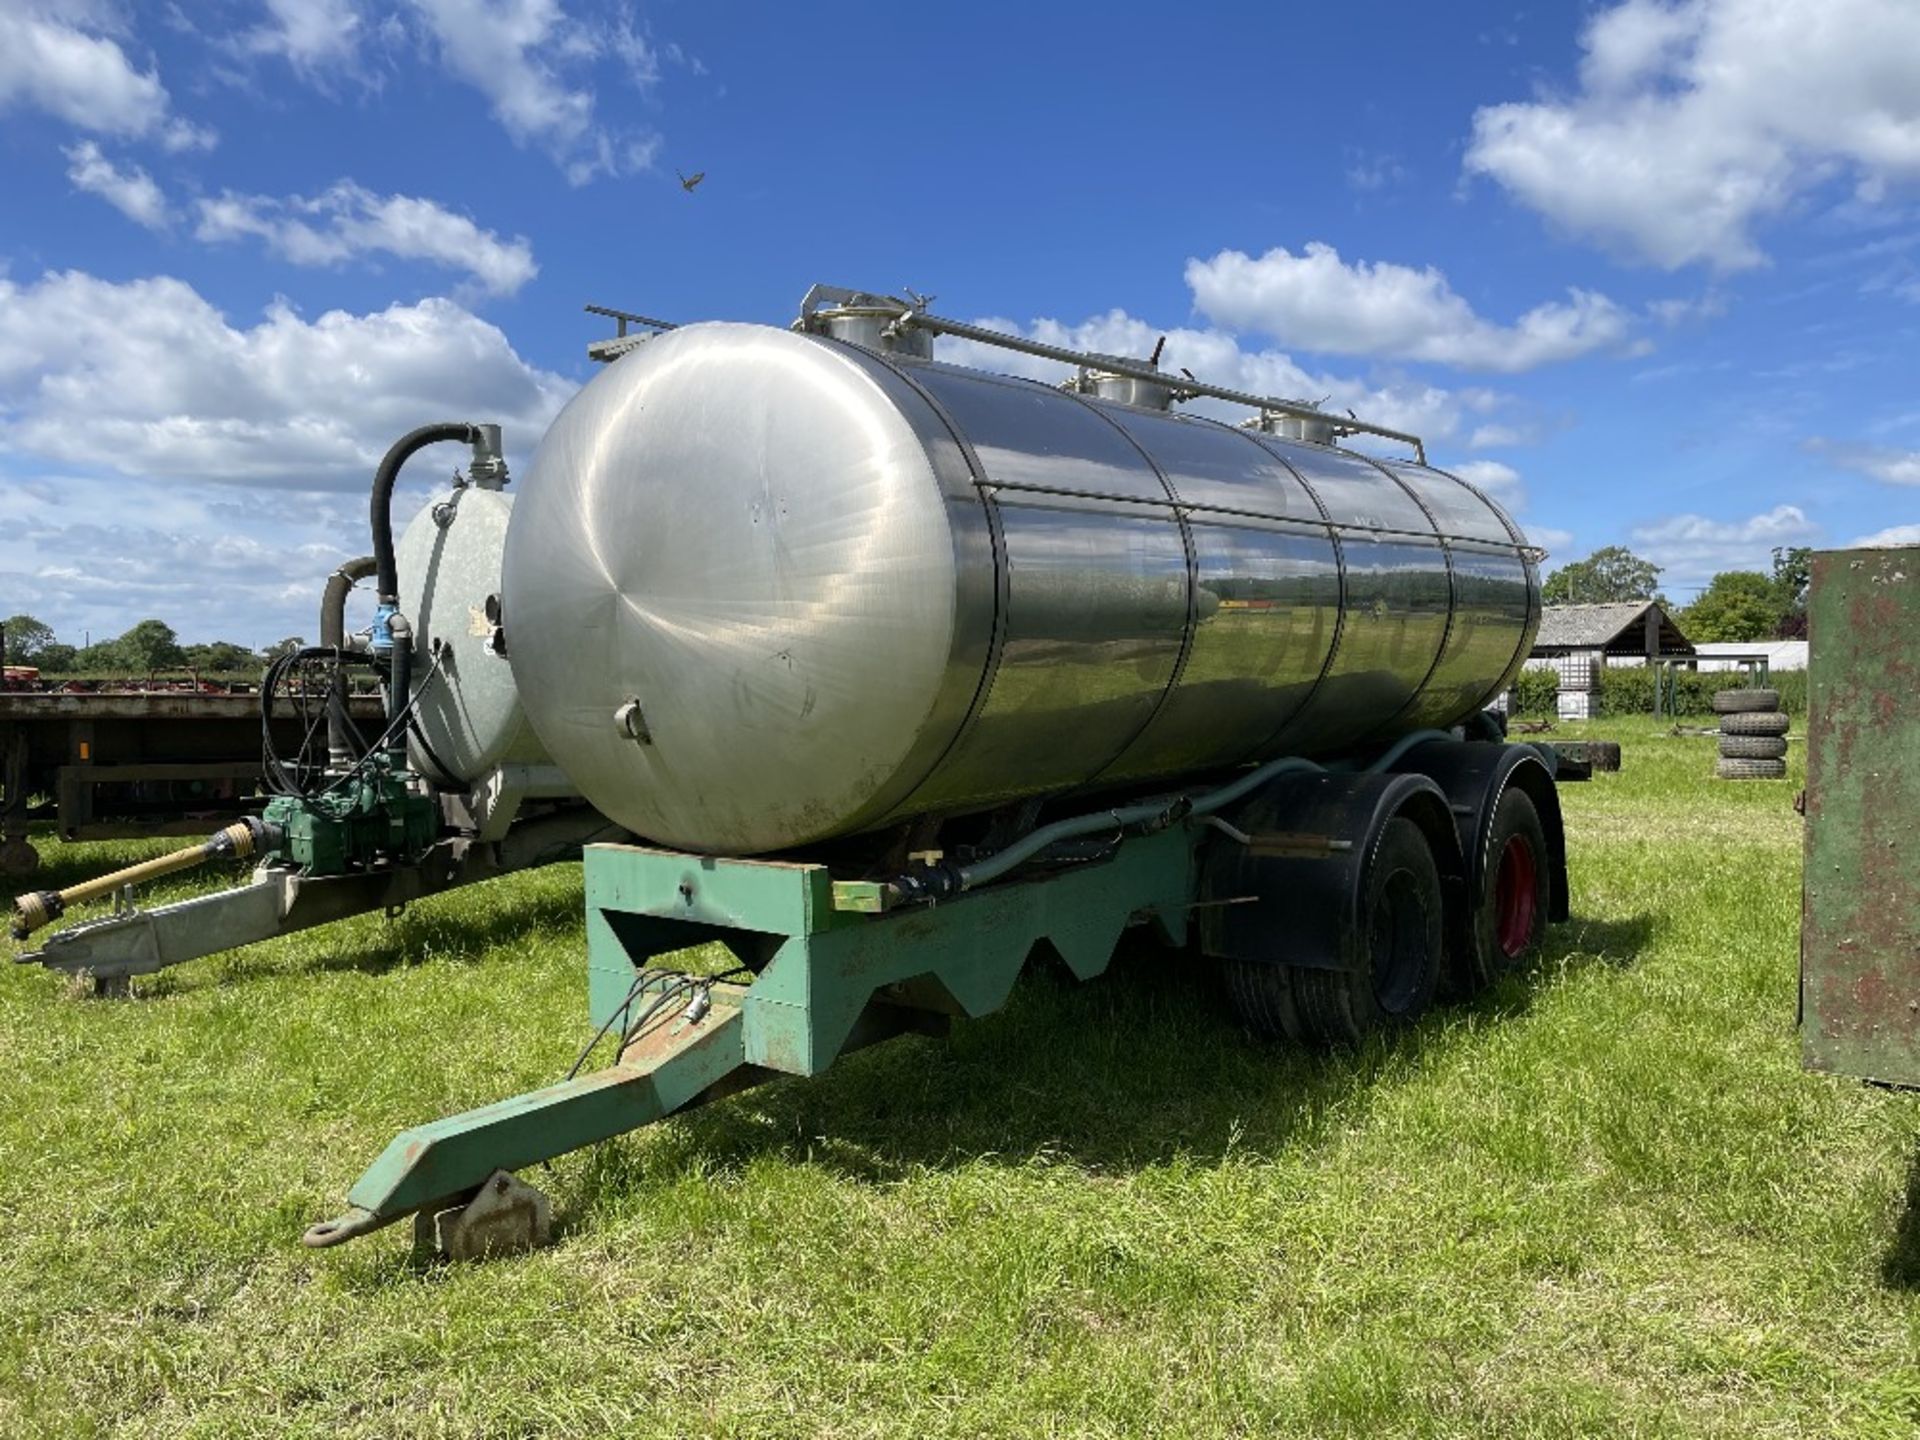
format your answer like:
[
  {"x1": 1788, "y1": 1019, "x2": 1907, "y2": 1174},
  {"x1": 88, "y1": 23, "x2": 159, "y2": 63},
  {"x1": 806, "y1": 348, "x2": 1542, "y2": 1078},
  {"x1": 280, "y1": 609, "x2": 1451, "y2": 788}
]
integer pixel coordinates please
[{"x1": 4, "y1": 718, "x2": 1918, "y2": 1437}]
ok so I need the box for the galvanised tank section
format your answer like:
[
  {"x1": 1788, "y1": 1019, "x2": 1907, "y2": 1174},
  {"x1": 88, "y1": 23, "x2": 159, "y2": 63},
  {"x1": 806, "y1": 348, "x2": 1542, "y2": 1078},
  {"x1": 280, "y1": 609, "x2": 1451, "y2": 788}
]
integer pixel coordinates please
[{"x1": 502, "y1": 321, "x2": 1540, "y2": 853}]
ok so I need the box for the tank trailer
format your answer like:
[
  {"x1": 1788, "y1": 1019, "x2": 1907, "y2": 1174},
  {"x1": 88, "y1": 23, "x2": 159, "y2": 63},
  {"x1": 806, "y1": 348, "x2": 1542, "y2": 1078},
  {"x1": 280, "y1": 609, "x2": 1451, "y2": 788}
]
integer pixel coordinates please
[{"x1": 14, "y1": 286, "x2": 1577, "y2": 1254}]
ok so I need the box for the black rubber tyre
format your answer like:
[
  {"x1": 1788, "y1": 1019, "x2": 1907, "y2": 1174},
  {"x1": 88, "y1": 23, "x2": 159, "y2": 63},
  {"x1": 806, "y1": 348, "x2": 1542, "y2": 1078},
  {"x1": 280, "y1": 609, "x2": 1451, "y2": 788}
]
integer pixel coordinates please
[
  {"x1": 1718, "y1": 734, "x2": 1787, "y2": 760},
  {"x1": 1711, "y1": 687, "x2": 1781, "y2": 714},
  {"x1": 1462, "y1": 787, "x2": 1551, "y2": 992},
  {"x1": 1720, "y1": 710, "x2": 1789, "y2": 737},
  {"x1": 1716, "y1": 756, "x2": 1788, "y2": 780},
  {"x1": 1551, "y1": 740, "x2": 1621, "y2": 772},
  {"x1": 1289, "y1": 817, "x2": 1445, "y2": 1046},
  {"x1": 1223, "y1": 957, "x2": 1305, "y2": 1043}
]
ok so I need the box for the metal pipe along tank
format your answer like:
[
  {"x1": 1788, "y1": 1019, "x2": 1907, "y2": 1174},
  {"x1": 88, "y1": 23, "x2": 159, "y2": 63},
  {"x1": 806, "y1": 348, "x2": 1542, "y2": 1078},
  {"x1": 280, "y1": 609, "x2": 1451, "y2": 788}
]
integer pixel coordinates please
[{"x1": 501, "y1": 319, "x2": 1541, "y2": 853}]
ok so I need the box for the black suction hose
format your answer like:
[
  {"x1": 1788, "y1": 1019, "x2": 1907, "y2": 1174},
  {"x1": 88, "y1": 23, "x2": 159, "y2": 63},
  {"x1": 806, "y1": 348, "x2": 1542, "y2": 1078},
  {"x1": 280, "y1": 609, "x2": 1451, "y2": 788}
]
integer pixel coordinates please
[
  {"x1": 368, "y1": 423, "x2": 478, "y2": 755},
  {"x1": 370, "y1": 422, "x2": 478, "y2": 606},
  {"x1": 320, "y1": 556, "x2": 376, "y2": 650},
  {"x1": 321, "y1": 556, "x2": 376, "y2": 770},
  {"x1": 388, "y1": 619, "x2": 414, "y2": 764}
]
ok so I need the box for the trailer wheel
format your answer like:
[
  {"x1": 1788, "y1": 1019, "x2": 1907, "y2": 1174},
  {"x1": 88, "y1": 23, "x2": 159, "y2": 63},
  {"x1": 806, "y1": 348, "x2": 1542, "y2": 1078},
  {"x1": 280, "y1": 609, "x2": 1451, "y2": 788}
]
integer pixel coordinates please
[
  {"x1": 1222, "y1": 957, "x2": 1305, "y2": 1043},
  {"x1": 1290, "y1": 817, "x2": 1444, "y2": 1046},
  {"x1": 1464, "y1": 787, "x2": 1550, "y2": 991}
]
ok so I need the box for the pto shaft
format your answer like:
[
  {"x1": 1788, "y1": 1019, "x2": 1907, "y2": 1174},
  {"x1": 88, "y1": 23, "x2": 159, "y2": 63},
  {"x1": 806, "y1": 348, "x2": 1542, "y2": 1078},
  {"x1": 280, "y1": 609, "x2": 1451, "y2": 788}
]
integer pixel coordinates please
[{"x1": 10, "y1": 818, "x2": 277, "y2": 941}]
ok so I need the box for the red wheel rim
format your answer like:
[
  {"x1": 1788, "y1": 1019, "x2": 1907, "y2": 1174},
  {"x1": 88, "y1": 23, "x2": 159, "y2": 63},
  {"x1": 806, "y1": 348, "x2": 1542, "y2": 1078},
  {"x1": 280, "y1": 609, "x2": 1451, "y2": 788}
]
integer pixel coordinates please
[{"x1": 1493, "y1": 834, "x2": 1539, "y2": 959}]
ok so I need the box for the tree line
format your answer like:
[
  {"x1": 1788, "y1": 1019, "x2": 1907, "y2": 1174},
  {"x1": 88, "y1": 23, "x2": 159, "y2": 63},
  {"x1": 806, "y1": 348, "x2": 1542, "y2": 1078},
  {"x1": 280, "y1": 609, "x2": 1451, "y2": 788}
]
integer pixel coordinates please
[
  {"x1": 1541, "y1": 545, "x2": 1811, "y2": 643},
  {"x1": 1, "y1": 615, "x2": 306, "y2": 677}
]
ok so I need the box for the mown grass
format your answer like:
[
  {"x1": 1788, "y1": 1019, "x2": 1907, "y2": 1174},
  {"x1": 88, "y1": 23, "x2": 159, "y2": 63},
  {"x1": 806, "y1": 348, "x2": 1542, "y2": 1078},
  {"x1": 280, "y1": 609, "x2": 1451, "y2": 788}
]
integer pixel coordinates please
[{"x1": 3, "y1": 718, "x2": 1917, "y2": 1437}]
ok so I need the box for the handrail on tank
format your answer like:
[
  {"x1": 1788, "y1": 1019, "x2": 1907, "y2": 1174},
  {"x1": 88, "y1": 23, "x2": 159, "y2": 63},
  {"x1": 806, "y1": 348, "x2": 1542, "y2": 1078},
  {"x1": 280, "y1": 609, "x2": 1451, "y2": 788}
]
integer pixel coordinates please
[
  {"x1": 893, "y1": 310, "x2": 1426, "y2": 465},
  {"x1": 583, "y1": 304, "x2": 679, "y2": 337},
  {"x1": 794, "y1": 287, "x2": 1426, "y2": 464}
]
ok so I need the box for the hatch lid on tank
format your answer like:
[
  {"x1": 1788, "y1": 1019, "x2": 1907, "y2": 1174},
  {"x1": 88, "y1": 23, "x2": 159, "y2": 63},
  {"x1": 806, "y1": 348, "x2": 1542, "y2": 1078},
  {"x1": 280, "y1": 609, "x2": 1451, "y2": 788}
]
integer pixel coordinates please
[{"x1": 793, "y1": 284, "x2": 937, "y2": 359}]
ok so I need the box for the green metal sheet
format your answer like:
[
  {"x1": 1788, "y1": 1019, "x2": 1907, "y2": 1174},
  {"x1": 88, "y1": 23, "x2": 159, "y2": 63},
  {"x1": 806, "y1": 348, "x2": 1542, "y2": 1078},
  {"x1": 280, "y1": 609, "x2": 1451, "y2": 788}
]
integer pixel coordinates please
[{"x1": 1801, "y1": 546, "x2": 1920, "y2": 1085}]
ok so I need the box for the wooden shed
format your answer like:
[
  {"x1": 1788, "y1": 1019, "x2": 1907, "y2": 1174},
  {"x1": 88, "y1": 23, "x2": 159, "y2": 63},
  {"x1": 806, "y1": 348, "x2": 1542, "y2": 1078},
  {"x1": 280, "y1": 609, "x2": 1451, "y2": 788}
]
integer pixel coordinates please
[{"x1": 1525, "y1": 602, "x2": 1695, "y2": 719}]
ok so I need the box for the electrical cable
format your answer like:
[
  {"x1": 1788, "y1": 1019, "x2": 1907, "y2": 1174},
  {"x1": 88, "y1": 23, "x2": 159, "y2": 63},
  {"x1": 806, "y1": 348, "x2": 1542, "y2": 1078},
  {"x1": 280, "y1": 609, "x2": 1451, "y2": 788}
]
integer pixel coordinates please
[
  {"x1": 561, "y1": 963, "x2": 755, "y2": 1081},
  {"x1": 261, "y1": 645, "x2": 382, "y2": 796},
  {"x1": 406, "y1": 712, "x2": 459, "y2": 788},
  {"x1": 314, "y1": 648, "x2": 448, "y2": 798}
]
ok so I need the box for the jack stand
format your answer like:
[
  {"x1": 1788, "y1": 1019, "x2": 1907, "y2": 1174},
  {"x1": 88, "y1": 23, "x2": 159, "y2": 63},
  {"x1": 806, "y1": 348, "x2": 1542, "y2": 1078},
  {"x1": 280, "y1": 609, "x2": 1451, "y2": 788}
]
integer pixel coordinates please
[
  {"x1": 414, "y1": 1170, "x2": 552, "y2": 1261},
  {"x1": 85, "y1": 971, "x2": 131, "y2": 1000}
]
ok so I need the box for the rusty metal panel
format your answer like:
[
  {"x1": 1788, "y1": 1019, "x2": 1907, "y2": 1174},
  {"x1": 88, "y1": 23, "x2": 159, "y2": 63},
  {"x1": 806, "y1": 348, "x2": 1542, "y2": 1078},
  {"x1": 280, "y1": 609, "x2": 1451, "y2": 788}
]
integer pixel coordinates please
[{"x1": 1802, "y1": 546, "x2": 1920, "y2": 1084}]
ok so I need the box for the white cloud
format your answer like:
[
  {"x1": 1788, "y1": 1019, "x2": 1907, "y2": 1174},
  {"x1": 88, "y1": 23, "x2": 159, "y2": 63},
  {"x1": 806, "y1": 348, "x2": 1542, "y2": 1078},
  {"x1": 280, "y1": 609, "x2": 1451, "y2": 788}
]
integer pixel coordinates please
[
  {"x1": 1185, "y1": 243, "x2": 1632, "y2": 373},
  {"x1": 932, "y1": 308, "x2": 1479, "y2": 449},
  {"x1": 0, "y1": 475, "x2": 371, "y2": 649},
  {"x1": 1465, "y1": 0, "x2": 1920, "y2": 270},
  {"x1": 0, "y1": 270, "x2": 572, "y2": 489},
  {"x1": 1648, "y1": 291, "x2": 1729, "y2": 326},
  {"x1": 64, "y1": 141, "x2": 168, "y2": 229},
  {"x1": 1630, "y1": 504, "x2": 1821, "y2": 584},
  {"x1": 1804, "y1": 437, "x2": 1920, "y2": 485},
  {"x1": 1851, "y1": 524, "x2": 1920, "y2": 547},
  {"x1": 404, "y1": 0, "x2": 661, "y2": 182},
  {"x1": 245, "y1": 0, "x2": 365, "y2": 71},
  {"x1": 1528, "y1": 525, "x2": 1575, "y2": 556},
  {"x1": 1344, "y1": 149, "x2": 1407, "y2": 193},
  {"x1": 0, "y1": 5, "x2": 212, "y2": 146},
  {"x1": 195, "y1": 183, "x2": 537, "y2": 296},
  {"x1": 1468, "y1": 423, "x2": 1531, "y2": 449},
  {"x1": 0, "y1": 269, "x2": 577, "y2": 645}
]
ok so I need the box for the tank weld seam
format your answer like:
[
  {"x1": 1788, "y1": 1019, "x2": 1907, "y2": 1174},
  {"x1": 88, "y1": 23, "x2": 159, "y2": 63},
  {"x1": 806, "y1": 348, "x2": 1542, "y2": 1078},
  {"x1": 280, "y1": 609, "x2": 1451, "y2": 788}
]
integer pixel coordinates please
[
  {"x1": 847, "y1": 346, "x2": 1012, "y2": 825},
  {"x1": 1349, "y1": 451, "x2": 1458, "y2": 739},
  {"x1": 1422, "y1": 460, "x2": 1531, "y2": 549},
  {"x1": 1219, "y1": 421, "x2": 1349, "y2": 761},
  {"x1": 973, "y1": 478, "x2": 1504, "y2": 548},
  {"x1": 1047, "y1": 383, "x2": 1200, "y2": 794}
]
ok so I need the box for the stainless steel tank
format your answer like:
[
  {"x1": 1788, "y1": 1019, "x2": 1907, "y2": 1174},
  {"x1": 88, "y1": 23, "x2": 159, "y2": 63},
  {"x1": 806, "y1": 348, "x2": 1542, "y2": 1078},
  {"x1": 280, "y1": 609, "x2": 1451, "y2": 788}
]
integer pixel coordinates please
[{"x1": 502, "y1": 320, "x2": 1540, "y2": 853}]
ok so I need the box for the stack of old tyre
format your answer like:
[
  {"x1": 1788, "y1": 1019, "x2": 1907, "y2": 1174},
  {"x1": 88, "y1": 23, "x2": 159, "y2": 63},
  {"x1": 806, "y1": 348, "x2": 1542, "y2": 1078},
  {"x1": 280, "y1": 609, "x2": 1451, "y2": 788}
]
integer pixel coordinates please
[{"x1": 1713, "y1": 686, "x2": 1789, "y2": 779}]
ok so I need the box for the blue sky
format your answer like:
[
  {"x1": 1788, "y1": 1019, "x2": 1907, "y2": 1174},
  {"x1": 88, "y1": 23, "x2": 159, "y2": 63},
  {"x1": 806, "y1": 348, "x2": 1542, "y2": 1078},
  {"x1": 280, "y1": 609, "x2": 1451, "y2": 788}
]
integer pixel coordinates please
[{"x1": 2, "y1": 0, "x2": 1917, "y2": 647}]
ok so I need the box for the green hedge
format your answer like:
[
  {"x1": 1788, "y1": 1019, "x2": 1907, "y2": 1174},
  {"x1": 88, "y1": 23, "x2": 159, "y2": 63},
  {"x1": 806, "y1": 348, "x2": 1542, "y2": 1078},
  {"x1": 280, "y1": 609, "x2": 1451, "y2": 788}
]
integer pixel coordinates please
[
  {"x1": 1596, "y1": 667, "x2": 1805, "y2": 717},
  {"x1": 1509, "y1": 668, "x2": 1560, "y2": 717},
  {"x1": 1508, "y1": 666, "x2": 1806, "y2": 718}
]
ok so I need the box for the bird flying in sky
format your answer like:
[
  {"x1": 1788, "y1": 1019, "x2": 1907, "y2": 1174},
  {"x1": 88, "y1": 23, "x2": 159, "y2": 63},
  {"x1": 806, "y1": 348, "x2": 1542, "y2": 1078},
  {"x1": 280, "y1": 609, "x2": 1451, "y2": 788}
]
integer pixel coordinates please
[{"x1": 677, "y1": 169, "x2": 705, "y2": 193}]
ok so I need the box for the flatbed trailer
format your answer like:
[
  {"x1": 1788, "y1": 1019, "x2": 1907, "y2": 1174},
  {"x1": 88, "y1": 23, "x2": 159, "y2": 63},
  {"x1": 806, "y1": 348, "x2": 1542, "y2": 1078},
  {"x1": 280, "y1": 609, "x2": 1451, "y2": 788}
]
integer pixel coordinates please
[{"x1": 0, "y1": 688, "x2": 383, "y2": 875}]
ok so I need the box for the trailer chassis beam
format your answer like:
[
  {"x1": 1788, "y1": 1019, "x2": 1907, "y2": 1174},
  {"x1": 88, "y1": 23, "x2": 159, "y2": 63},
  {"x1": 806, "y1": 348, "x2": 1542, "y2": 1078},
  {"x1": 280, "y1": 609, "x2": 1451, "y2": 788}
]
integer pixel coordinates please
[
  {"x1": 15, "y1": 807, "x2": 614, "y2": 988},
  {"x1": 303, "y1": 831, "x2": 1199, "y2": 1249}
]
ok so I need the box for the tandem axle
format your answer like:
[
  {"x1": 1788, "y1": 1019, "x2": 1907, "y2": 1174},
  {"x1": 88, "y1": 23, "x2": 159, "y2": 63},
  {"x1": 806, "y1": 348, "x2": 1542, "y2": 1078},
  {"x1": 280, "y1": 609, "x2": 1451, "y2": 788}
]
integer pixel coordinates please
[{"x1": 304, "y1": 733, "x2": 1572, "y2": 1257}]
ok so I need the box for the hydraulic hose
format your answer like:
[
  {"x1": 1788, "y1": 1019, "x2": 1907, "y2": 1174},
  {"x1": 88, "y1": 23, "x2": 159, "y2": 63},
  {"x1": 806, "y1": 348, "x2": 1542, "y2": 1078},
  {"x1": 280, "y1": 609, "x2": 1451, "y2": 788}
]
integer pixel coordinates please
[
  {"x1": 891, "y1": 728, "x2": 1458, "y2": 904},
  {"x1": 321, "y1": 556, "x2": 376, "y2": 770},
  {"x1": 370, "y1": 423, "x2": 479, "y2": 606}
]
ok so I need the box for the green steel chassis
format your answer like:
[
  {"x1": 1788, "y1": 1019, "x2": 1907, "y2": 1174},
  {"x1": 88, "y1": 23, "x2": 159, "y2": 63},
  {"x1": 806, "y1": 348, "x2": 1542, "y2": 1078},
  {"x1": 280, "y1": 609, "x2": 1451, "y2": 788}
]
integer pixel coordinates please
[
  {"x1": 304, "y1": 827, "x2": 1198, "y2": 1247},
  {"x1": 301, "y1": 731, "x2": 1574, "y2": 1253}
]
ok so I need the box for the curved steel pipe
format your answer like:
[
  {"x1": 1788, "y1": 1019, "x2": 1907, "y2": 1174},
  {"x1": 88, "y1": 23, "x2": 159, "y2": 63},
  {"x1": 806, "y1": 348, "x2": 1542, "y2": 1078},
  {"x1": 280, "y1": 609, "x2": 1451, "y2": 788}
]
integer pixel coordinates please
[{"x1": 321, "y1": 555, "x2": 376, "y2": 770}]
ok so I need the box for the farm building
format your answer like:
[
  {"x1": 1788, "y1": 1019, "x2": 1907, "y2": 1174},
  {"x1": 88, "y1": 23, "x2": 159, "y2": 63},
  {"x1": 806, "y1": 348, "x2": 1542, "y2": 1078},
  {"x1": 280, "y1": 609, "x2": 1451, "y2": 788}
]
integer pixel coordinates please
[
  {"x1": 1694, "y1": 640, "x2": 1808, "y2": 673},
  {"x1": 1521, "y1": 601, "x2": 1696, "y2": 719}
]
